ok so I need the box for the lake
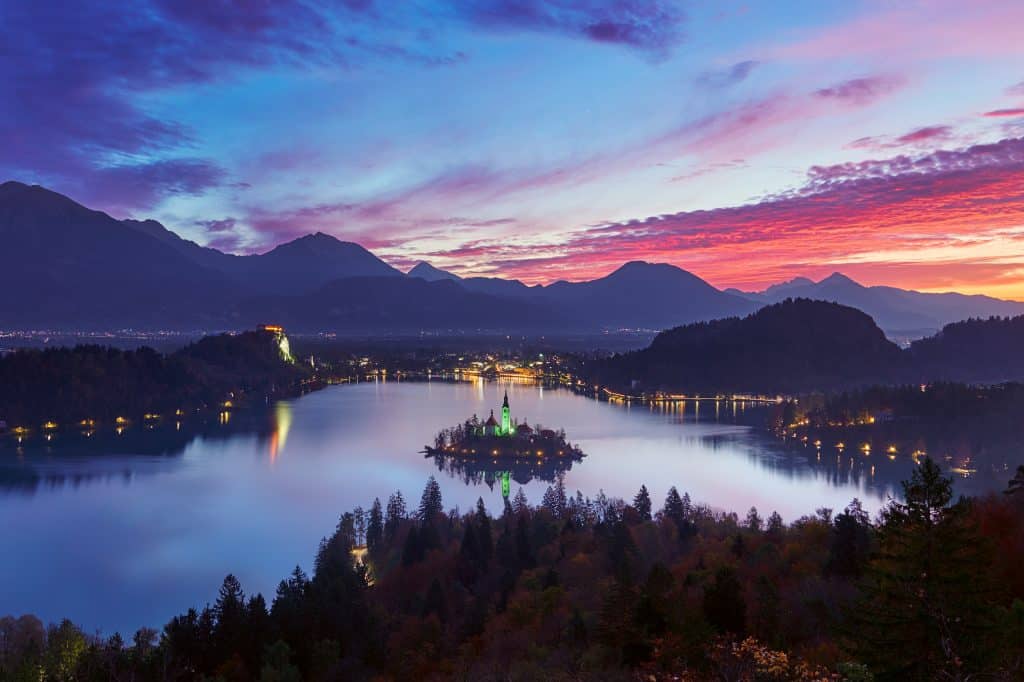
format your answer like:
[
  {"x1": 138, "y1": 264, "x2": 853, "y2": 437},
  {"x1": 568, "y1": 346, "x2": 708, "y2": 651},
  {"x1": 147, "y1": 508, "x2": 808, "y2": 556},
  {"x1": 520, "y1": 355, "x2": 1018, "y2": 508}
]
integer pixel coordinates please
[{"x1": 1, "y1": 379, "x2": 911, "y2": 635}]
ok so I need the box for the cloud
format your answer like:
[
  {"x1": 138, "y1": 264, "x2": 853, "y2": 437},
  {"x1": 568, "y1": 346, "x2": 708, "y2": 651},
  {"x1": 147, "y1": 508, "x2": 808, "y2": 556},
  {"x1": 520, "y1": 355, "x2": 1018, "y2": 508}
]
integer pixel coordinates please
[
  {"x1": 814, "y1": 75, "x2": 904, "y2": 105},
  {"x1": 850, "y1": 125, "x2": 955, "y2": 151},
  {"x1": 452, "y1": 0, "x2": 686, "y2": 54},
  {"x1": 1009, "y1": 80, "x2": 1024, "y2": 96},
  {"x1": 696, "y1": 60, "x2": 759, "y2": 88},
  {"x1": 460, "y1": 137, "x2": 1024, "y2": 290},
  {"x1": 195, "y1": 218, "x2": 237, "y2": 233},
  {"x1": 984, "y1": 108, "x2": 1024, "y2": 118},
  {"x1": 71, "y1": 160, "x2": 226, "y2": 214}
]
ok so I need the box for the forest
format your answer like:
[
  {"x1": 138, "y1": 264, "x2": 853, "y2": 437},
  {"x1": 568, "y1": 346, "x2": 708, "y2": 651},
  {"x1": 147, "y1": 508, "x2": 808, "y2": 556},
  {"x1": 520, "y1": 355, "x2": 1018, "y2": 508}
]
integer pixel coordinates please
[
  {"x1": 0, "y1": 330, "x2": 309, "y2": 425},
  {"x1": 1, "y1": 460, "x2": 1023, "y2": 681},
  {"x1": 589, "y1": 299, "x2": 1024, "y2": 394}
]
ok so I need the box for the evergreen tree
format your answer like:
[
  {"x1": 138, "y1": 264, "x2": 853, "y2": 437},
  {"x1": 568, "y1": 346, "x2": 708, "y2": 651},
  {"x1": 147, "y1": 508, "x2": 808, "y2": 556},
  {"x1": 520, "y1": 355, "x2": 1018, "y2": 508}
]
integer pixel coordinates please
[
  {"x1": 848, "y1": 458, "x2": 1001, "y2": 679},
  {"x1": 259, "y1": 640, "x2": 301, "y2": 682},
  {"x1": 703, "y1": 566, "x2": 746, "y2": 636},
  {"x1": 512, "y1": 487, "x2": 529, "y2": 517},
  {"x1": 385, "y1": 491, "x2": 406, "y2": 540},
  {"x1": 744, "y1": 506, "x2": 762, "y2": 531},
  {"x1": 352, "y1": 505, "x2": 366, "y2": 546},
  {"x1": 662, "y1": 486, "x2": 685, "y2": 523},
  {"x1": 423, "y1": 578, "x2": 448, "y2": 624},
  {"x1": 515, "y1": 515, "x2": 534, "y2": 569},
  {"x1": 213, "y1": 574, "x2": 247, "y2": 660},
  {"x1": 825, "y1": 498, "x2": 872, "y2": 578},
  {"x1": 402, "y1": 526, "x2": 423, "y2": 566},
  {"x1": 475, "y1": 498, "x2": 493, "y2": 567},
  {"x1": 366, "y1": 498, "x2": 384, "y2": 552},
  {"x1": 417, "y1": 476, "x2": 443, "y2": 524},
  {"x1": 635, "y1": 562, "x2": 673, "y2": 636},
  {"x1": 633, "y1": 485, "x2": 652, "y2": 522},
  {"x1": 766, "y1": 511, "x2": 784, "y2": 539}
]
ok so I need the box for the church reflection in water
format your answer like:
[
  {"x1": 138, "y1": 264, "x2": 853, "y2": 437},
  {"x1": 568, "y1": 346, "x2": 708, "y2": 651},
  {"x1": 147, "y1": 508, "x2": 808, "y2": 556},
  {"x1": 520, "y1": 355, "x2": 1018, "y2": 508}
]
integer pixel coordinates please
[{"x1": 426, "y1": 448, "x2": 584, "y2": 500}]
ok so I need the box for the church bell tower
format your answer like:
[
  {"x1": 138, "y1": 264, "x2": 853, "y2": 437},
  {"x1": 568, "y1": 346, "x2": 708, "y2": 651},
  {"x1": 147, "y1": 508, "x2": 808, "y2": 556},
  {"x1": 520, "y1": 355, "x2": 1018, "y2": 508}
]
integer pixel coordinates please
[{"x1": 501, "y1": 390, "x2": 511, "y2": 436}]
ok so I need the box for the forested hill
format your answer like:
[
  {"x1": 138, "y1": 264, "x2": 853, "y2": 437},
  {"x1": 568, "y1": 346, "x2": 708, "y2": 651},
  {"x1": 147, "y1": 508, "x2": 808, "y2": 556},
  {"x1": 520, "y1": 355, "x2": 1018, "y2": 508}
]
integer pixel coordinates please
[
  {"x1": 909, "y1": 314, "x2": 1024, "y2": 383},
  {"x1": 592, "y1": 298, "x2": 905, "y2": 394},
  {"x1": 0, "y1": 330, "x2": 308, "y2": 425}
]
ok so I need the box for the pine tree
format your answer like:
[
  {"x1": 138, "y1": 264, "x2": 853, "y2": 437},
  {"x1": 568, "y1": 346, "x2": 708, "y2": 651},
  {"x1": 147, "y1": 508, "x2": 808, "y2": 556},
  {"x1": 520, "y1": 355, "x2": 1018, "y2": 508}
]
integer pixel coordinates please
[
  {"x1": 352, "y1": 506, "x2": 366, "y2": 546},
  {"x1": 703, "y1": 566, "x2": 746, "y2": 635},
  {"x1": 475, "y1": 498, "x2": 493, "y2": 566},
  {"x1": 213, "y1": 574, "x2": 247, "y2": 659},
  {"x1": 417, "y1": 476, "x2": 443, "y2": 524},
  {"x1": 633, "y1": 485, "x2": 652, "y2": 521},
  {"x1": 847, "y1": 458, "x2": 1001, "y2": 679},
  {"x1": 744, "y1": 506, "x2": 762, "y2": 531},
  {"x1": 825, "y1": 498, "x2": 872, "y2": 578},
  {"x1": 766, "y1": 511, "x2": 784, "y2": 540},
  {"x1": 512, "y1": 487, "x2": 529, "y2": 517},
  {"x1": 385, "y1": 491, "x2": 406, "y2": 540},
  {"x1": 366, "y1": 498, "x2": 384, "y2": 552},
  {"x1": 662, "y1": 486, "x2": 684, "y2": 523}
]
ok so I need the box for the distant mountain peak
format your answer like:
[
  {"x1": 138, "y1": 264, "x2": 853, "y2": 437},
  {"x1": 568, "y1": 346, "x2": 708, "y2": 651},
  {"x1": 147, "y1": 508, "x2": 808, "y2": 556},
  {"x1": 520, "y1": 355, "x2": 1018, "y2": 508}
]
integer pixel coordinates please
[
  {"x1": 409, "y1": 261, "x2": 462, "y2": 282},
  {"x1": 763, "y1": 276, "x2": 814, "y2": 295},
  {"x1": 818, "y1": 272, "x2": 860, "y2": 287}
]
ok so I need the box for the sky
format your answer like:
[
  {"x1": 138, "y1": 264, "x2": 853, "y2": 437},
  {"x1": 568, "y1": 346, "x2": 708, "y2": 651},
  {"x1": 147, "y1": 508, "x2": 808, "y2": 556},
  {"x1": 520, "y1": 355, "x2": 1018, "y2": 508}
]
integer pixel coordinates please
[{"x1": 3, "y1": 1, "x2": 1024, "y2": 298}]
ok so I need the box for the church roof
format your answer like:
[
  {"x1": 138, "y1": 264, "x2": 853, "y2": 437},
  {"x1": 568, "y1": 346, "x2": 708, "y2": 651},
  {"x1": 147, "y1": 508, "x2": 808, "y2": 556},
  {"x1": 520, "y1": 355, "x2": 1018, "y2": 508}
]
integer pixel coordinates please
[
  {"x1": 485, "y1": 410, "x2": 498, "y2": 426},
  {"x1": 502, "y1": 391, "x2": 509, "y2": 408},
  {"x1": 516, "y1": 423, "x2": 533, "y2": 433}
]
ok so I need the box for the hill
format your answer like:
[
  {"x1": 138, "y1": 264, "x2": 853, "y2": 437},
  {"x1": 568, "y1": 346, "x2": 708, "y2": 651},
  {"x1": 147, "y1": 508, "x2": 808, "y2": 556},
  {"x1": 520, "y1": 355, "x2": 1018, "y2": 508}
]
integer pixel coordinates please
[
  {"x1": 0, "y1": 329, "x2": 307, "y2": 425},
  {"x1": 909, "y1": 315, "x2": 1024, "y2": 383},
  {"x1": 592, "y1": 298, "x2": 905, "y2": 393}
]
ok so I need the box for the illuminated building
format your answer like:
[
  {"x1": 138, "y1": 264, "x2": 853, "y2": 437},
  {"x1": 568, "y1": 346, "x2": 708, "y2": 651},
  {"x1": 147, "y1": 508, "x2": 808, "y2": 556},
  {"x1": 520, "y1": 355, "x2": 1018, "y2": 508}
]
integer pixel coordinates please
[
  {"x1": 258, "y1": 324, "x2": 294, "y2": 363},
  {"x1": 501, "y1": 390, "x2": 511, "y2": 435}
]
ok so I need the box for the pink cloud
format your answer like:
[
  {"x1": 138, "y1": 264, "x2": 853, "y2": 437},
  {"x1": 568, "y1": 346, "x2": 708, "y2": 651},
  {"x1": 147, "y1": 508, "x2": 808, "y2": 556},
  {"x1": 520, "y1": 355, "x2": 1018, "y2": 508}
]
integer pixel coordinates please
[
  {"x1": 814, "y1": 75, "x2": 904, "y2": 105},
  {"x1": 458, "y1": 137, "x2": 1024, "y2": 293},
  {"x1": 984, "y1": 108, "x2": 1024, "y2": 118}
]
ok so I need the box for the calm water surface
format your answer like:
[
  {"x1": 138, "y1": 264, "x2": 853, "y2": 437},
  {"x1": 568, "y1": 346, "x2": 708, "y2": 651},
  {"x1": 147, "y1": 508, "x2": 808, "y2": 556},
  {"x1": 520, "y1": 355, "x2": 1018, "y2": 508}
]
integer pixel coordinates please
[{"x1": 1, "y1": 380, "x2": 907, "y2": 634}]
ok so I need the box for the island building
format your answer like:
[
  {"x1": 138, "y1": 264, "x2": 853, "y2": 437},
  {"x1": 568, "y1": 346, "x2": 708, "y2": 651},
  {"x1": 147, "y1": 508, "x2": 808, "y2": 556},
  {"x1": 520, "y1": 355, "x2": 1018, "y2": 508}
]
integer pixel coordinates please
[{"x1": 479, "y1": 391, "x2": 538, "y2": 438}]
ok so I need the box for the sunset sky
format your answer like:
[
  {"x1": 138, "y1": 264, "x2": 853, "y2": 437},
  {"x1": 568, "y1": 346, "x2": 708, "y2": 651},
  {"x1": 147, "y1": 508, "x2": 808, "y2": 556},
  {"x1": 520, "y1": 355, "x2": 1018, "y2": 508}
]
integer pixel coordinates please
[{"x1": 4, "y1": 1, "x2": 1024, "y2": 297}]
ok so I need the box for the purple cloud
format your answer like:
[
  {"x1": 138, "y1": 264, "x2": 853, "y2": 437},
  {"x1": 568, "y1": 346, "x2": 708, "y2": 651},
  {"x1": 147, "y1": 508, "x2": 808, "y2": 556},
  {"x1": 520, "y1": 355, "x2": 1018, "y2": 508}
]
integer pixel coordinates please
[
  {"x1": 454, "y1": 0, "x2": 686, "y2": 54},
  {"x1": 814, "y1": 75, "x2": 904, "y2": 105},
  {"x1": 850, "y1": 125, "x2": 955, "y2": 151},
  {"x1": 696, "y1": 60, "x2": 759, "y2": 88},
  {"x1": 195, "y1": 218, "x2": 238, "y2": 233},
  {"x1": 984, "y1": 108, "x2": 1024, "y2": 118}
]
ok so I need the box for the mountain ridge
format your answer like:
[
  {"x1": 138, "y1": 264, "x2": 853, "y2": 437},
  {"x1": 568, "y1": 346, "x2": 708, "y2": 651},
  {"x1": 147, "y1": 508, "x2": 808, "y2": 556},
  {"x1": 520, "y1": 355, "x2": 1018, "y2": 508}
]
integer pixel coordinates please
[{"x1": 4, "y1": 180, "x2": 1023, "y2": 335}]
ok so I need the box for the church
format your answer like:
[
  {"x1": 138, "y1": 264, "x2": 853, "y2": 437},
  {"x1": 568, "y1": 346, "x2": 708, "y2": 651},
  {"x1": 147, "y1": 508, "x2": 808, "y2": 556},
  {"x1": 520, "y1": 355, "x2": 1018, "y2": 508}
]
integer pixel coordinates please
[{"x1": 480, "y1": 391, "x2": 534, "y2": 439}]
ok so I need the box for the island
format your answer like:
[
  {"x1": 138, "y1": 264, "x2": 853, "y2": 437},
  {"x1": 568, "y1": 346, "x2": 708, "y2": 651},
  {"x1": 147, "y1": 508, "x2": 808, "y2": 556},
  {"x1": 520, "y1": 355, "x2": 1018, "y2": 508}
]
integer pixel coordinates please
[{"x1": 425, "y1": 390, "x2": 584, "y2": 497}]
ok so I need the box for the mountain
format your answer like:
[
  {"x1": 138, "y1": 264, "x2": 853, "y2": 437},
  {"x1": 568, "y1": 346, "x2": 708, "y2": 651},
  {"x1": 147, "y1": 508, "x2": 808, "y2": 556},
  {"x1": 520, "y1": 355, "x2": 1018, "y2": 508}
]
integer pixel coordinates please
[
  {"x1": 408, "y1": 261, "x2": 461, "y2": 282},
  {"x1": 20, "y1": 180, "x2": 1023, "y2": 338},
  {"x1": 0, "y1": 181, "x2": 233, "y2": 329},
  {"x1": 239, "y1": 276, "x2": 563, "y2": 333},
  {"x1": 592, "y1": 298, "x2": 904, "y2": 393},
  {"x1": 231, "y1": 233, "x2": 402, "y2": 294},
  {"x1": 735, "y1": 272, "x2": 1024, "y2": 336},
  {"x1": 540, "y1": 261, "x2": 759, "y2": 329}
]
